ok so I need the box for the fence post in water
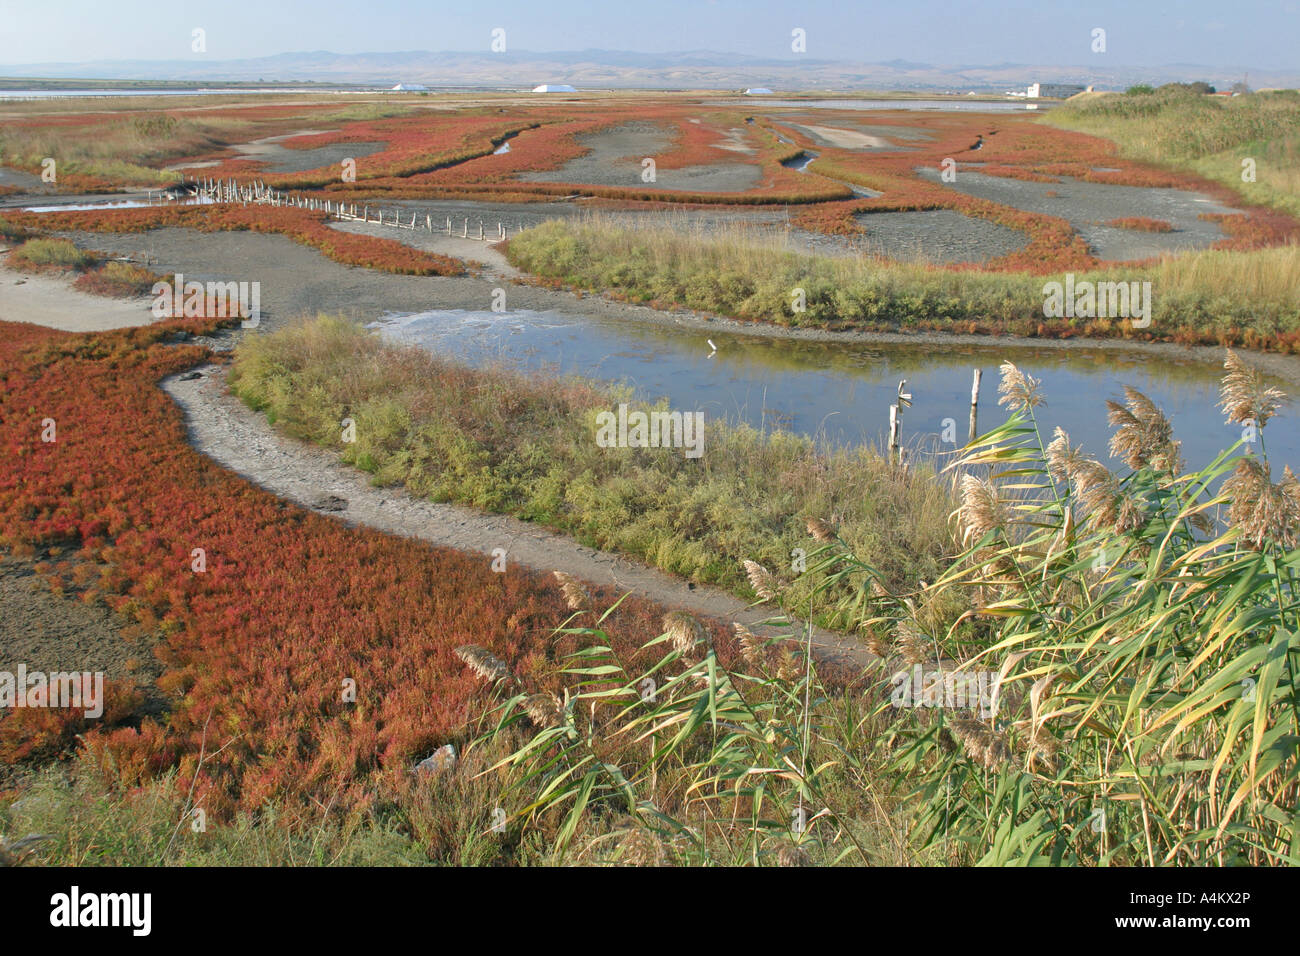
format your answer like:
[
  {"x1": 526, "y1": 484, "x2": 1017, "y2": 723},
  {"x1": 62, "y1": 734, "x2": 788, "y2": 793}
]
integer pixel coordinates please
[
  {"x1": 446, "y1": 216, "x2": 452, "y2": 236},
  {"x1": 478, "y1": 220, "x2": 484, "y2": 240},
  {"x1": 462, "y1": 217, "x2": 469, "y2": 239},
  {"x1": 968, "y1": 368, "x2": 981, "y2": 444},
  {"x1": 888, "y1": 404, "x2": 900, "y2": 466},
  {"x1": 426, "y1": 214, "x2": 432, "y2": 231},
  {"x1": 890, "y1": 379, "x2": 911, "y2": 467}
]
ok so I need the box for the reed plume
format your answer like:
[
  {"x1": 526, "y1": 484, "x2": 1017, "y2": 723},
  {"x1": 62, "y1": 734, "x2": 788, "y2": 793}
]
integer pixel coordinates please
[
  {"x1": 736, "y1": 622, "x2": 769, "y2": 669},
  {"x1": 894, "y1": 620, "x2": 931, "y2": 665},
  {"x1": 777, "y1": 843, "x2": 812, "y2": 867},
  {"x1": 997, "y1": 361, "x2": 1044, "y2": 412},
  {"x1": 552, "y1": 570, "x2": 591, "y2": 612},
  {"x1": 1106, "y1": 386, "x2": 1182, "y2": 473},
  {"x1": 454, "y1": 645, "x2": 511, "y2": 684},
  {"x1": 958, "y1": 475, "x2": 1006, "y2": 548},
  {"x1": 1220, "y1": 349, "x2": 1285, "y2": 428},
  {"x1": 743, "y1": 559, "x2": 781, "y2": 603},
  {"x1": 1026, "y1": 726, "x2": 1061, "y2": 773},
  {"x1": 664, "y1": 611, "x2": 706, "y2": 656},
  {"x1": 863, "y1": 627, "x2": 890, "y2": 658},
  {"x1": 522, "y1": 693, "x2": 562, "y2": 728},
  {"x1": 1067, "y1": 457, "x2": 1130, "y2": 532},
  {"x1": 1224, "y1": 458, "x2": 1300, "y2": 550},
  {"x1": 618, "y1": 829, "x2": 665, "y2": 867},
  {"x1": 948, "y1": 718, "x2": 1009, "y2": 769},
  {"x1": 806, "y1": 516, "x2": 836, "y2": 542},
  {"x1": 1045, "y1": 427, "x2": 1086, "y2": 486}
]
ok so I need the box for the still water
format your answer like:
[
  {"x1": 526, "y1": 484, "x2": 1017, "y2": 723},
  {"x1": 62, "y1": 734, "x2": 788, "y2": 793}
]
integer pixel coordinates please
[{"x1": 374, "y1": 309, "x2": 1298, "y2": 469}]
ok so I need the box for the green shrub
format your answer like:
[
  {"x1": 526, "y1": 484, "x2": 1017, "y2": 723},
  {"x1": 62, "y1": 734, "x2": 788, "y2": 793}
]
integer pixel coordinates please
[{"x1": 9, "y1": 238, "x2": 95, "y2": 271}]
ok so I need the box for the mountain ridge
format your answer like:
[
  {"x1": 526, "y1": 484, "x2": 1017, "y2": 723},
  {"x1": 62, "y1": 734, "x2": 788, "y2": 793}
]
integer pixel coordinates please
[{"x1": 0, "y1": 49, "x2": 1288, "y2": 90}]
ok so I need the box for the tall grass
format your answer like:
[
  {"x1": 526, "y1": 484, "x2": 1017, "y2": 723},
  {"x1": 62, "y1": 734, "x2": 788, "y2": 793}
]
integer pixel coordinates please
[
  {"x1": 0, "y1": 113, "x2": 216, "y2": 186},
  {"x1": 507, "y1": 214, "x2": 1300, "y2": 350},
  {"x1": 460, "y1": 595, "x2": 910, "y2": 865},
  {"x1": 1046, "y1": 88, "x2": 1300, "y2": 218},
  {"x1": 814, "y1": 352, "x2": 1300, "y2": 864}
]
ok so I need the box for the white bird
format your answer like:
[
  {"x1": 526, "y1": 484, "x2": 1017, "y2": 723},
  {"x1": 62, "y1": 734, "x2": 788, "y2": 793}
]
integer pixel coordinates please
[{"x1": 707, "y1": 339, "x2": 717, "y2": 357}]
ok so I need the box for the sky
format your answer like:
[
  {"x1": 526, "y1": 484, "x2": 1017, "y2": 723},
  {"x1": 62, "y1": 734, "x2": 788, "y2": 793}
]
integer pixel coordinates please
[{"x1": 0, "y1": 0, "x2": 1297, "y2": 68}]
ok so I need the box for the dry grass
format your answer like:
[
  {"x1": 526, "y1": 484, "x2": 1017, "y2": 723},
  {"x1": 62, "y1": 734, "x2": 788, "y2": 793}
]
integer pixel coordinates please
[
  {"x1": 509, "y1": 214, "x2": 1300, "y2": 350},
  {"x1": 1046, "y1": 88, "x2": 1300, "y2": 218}
]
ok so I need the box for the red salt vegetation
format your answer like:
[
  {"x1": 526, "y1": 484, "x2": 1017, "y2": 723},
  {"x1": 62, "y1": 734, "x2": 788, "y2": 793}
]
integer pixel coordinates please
[{"x1": 0, "y1": 318, "x2": 731, "y2": 815}]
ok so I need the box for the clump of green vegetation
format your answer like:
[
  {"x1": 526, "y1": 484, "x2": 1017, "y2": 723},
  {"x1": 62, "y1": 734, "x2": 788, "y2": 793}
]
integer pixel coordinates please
[
  {"x1": 230, "y1": 315, "x2": 956, "y2": 613},
  {"x1": 72, "y1": 260, "x2": 167, "y2": 298},
  {"x1": 507, "y1": 215, "x2": 1300, "y2": 351},
  {"x1": 0, "y1": 215, "x2": 29, "y2": 242},
  {"x1": 7, "y1": 237, "x2": 96, "y2": 271},
  {"x1": 1047, "y1": 87, "x2": 1300, "y2": 218}
]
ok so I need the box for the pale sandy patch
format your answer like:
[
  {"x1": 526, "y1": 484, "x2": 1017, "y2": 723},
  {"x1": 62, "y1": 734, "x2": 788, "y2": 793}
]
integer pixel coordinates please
[
  {"x1": 798, "y1": 124, "x2": 892, "y2": 149},
  {"x1": 0, "y1": 255, "x2": 158, "y2": 331},
  {"x1": 713, "y1": 127, "x2": 756, "y2": 154}
]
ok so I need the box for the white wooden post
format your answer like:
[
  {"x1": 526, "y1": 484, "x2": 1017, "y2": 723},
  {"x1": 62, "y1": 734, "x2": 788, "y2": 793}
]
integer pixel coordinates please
[{"x1": 888, "y1": 405, "x2": 899, "y2": 465}]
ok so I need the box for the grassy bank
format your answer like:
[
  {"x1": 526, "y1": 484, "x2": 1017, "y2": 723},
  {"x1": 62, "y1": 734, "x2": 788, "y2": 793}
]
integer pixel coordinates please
[
  {"x1": 1044, "y1": 88, "x2": 1300, "y2": 218},
  {"x1": 229, "y1": 315, "x2": 956, "y2": 617},
  {"x1": 506, "y1": 215, "x2": 1300, "y2": 351}
]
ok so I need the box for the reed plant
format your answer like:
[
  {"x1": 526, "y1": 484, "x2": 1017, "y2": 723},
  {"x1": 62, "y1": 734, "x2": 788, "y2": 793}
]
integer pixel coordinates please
[
  {"x1": 461, "y1": 586, "x2": 898, "y2": 865},
  {"x1": 812, "y1": 350, "x2": 1300, "y2": 864}
]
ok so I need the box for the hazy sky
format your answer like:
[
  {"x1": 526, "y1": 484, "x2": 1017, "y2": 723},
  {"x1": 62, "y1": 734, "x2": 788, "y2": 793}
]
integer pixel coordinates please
[{"x1": 1, "y1": 0, "x2": 1297, "y2": 67}]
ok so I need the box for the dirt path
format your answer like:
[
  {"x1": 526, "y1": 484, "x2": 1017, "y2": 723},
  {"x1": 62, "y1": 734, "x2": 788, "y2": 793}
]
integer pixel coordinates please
[{"x1": 161, "y1": 364, "x2": 873, "y2": 669}]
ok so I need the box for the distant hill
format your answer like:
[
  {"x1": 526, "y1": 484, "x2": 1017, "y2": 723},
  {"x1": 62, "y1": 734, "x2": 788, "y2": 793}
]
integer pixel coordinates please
[{"x1": 1, "y1": 49, "x2": 1292, "y2": 91}]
